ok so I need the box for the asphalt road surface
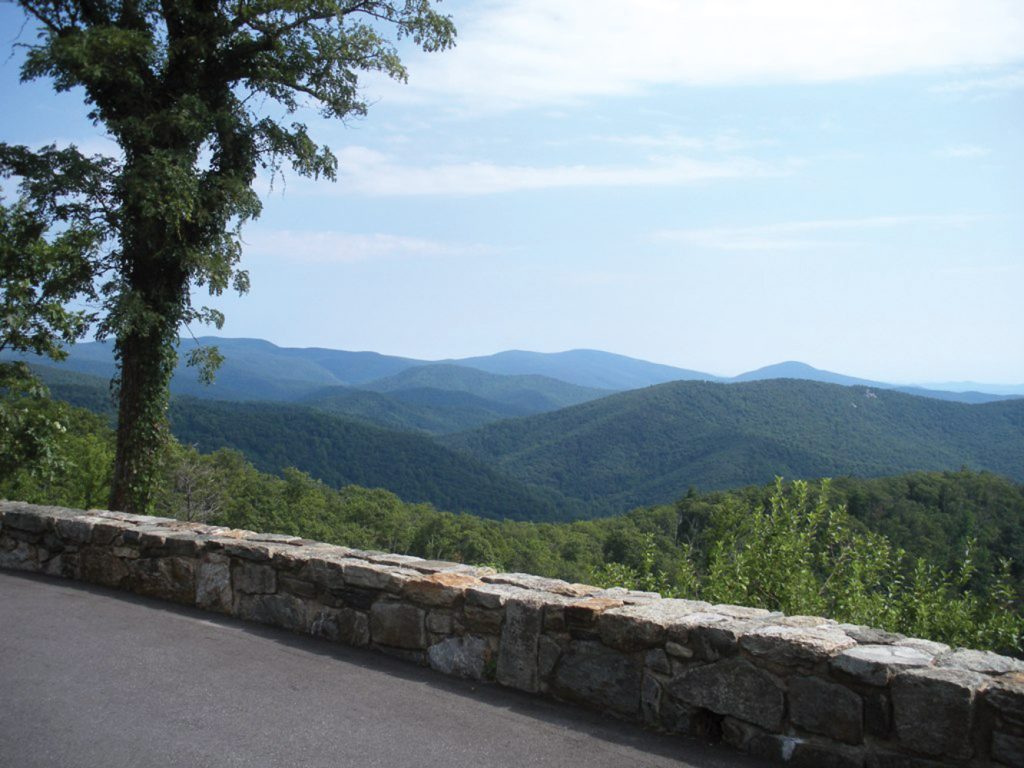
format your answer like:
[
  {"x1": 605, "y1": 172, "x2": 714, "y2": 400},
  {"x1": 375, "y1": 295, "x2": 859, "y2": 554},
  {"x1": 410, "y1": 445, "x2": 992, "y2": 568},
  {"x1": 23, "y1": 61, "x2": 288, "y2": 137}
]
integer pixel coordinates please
[{"x1": 0, "y1": 570, "x2": 770, "y2": 768}]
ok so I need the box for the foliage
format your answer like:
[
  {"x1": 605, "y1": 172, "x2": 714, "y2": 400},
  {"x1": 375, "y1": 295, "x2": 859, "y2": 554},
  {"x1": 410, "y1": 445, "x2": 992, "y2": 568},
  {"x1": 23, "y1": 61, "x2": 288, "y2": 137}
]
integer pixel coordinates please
[
  {"x1": 0, "y1": 179, "x2": 108, "y2": 483},
  {"x1": 694, "y1": 480, "x2": 1021, "y2": 652},
  {"x1": 0, "y1": 396, "x2": 114, "y2": 508},
  {"x1": 5, "y1": 397, "x2": 1021, "y2": 653},
  {"x1": 0, "y1": 189, "x2": 105, "y2": 360},
  {"x1": 0, "y1": 363, "x2": 70, "y2": 483},
  {"x1": 443, "y1": 379, "x2": 1024, "y2": 509},
  {"x1": 6, "y1": 0, "x2": 455, "y2": 512},
  {"x1": 166, "y1": 397, "x2": 583, "y2": 521}
]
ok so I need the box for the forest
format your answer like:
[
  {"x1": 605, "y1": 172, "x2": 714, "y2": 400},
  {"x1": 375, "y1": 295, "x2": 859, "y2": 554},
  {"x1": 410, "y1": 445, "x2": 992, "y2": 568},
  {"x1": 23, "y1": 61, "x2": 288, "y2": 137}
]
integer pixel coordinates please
[{"x1": 3, "y1": 391, "x2": 1021, "y2": 655}]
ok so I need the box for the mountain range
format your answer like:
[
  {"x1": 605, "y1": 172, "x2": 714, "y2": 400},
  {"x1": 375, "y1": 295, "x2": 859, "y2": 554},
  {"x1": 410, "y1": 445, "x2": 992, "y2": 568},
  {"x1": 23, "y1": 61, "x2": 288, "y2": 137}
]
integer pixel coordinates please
[
  {"x1": 24, "y1": 344, "x2": 1024, "y2": 521},
  {"x1": 6, "y1": 337, "x2": 1020, "y2": 405},
  {"x1": 442, "y1": 379, "x2": 1024, "y2": 510}
]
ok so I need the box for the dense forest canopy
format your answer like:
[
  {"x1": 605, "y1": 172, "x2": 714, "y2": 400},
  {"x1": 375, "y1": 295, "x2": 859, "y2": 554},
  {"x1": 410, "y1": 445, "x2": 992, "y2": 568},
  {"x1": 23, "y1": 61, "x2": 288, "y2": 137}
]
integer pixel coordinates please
[{"x1": 2, "y1": 396, "x2": 1020, "y2": 654}]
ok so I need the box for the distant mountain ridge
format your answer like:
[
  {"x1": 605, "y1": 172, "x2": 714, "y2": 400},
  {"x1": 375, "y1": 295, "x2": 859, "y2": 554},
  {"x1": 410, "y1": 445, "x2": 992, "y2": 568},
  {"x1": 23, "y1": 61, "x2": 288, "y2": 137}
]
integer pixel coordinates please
[
  {"x1": 733, "y1": 361, "x2": 1018, "y2": 405},
  {"x1": 5, "y1": 337, "x2": 1018, "y2": 406},
  {"x1": 443, "y1": 349, "x2": 720, "y2": 390}
]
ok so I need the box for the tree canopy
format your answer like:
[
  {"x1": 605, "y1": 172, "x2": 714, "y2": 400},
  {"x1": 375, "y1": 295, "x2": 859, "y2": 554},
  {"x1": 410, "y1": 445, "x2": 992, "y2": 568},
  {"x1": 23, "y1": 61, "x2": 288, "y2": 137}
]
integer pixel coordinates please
[{"x1": 3, "y1": 0, "x2": 455, "y2": 511}]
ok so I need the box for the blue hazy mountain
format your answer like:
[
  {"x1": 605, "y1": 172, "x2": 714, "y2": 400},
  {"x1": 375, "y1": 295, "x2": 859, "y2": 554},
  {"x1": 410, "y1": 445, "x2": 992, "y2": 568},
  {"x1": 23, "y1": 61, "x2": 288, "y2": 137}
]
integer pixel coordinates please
[
  {"x1": 733, "y1": 361, "x2": 1017, "y2": 404},
  {"x1": 449, "y1": 349, "x2": 721, "y2": 390},
  {"x1": 5, "y1": 337, "x2": 1016, "y2": 405}
]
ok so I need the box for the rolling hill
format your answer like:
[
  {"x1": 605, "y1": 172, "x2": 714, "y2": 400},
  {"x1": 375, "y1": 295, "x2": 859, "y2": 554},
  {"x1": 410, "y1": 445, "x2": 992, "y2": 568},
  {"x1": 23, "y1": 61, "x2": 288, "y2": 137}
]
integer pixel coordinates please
[
  {"x1": 362, "y1": 364, "x2": 610, "y2": 411},
  {"x1": 441, "y1": 379, "x2": 1024, "y2": 510},
  {"x1": 168, "y1": 399, "x2": 584, "y2": 521},
  {"x1": 5, "y1": 338, "x2": 423, "y2": 401},
  {"x1": 298, "y1": 385, "x2": 526, "y2": 435},
  {"x1": 26, "y1": 363, "x2": 1024, "y2": 521}
]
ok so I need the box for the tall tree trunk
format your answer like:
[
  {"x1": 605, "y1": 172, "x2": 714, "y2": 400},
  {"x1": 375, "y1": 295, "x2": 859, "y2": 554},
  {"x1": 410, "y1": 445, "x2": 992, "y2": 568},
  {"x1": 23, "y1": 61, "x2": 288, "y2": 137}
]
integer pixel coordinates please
[
  {"x1": 109, "y1": 323, "x2": 176, "y2": 512},
  {"x1": 108, "y1": 234, "x2": 186, "y2": 512}
]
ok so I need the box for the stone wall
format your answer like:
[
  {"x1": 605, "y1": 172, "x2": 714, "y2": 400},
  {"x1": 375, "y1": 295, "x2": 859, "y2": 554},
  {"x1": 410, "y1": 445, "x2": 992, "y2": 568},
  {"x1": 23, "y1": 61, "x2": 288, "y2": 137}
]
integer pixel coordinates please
[{"x1": 2, "y1": 499, "x2": 1022, "y2": 767}]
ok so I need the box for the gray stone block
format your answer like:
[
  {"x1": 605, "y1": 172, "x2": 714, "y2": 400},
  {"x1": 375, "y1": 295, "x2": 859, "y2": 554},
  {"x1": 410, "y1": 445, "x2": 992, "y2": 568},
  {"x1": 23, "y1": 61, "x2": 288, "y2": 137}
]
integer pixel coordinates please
[
  {"x1": 894, "y1": 637, "x2": 950, "y2": 656},
  {"x1": 0, "y1": 540, "x2": 38, "y2": 571},
  {"x1": 311, "y1": 606, "x2": 369, "y2": 647},
  {"x1": 497, "y1": 598, "x2": 543, "y2": 692},
  {"x1": 891, "y1": 666, "x2": 987, "y2": 759},
  {"x1": 465, "y1": 582, "x2": 534, "y2": 610},
  {"x1": 126, "y1": 556, "x2": 196, "y2": 604},
  {"x1": 278, "y1": 574, "x2": 316, "y2": 599},
  {"x1": 428, "y1": 636, "x2": 489, "y2": 680},
  {"x1": 563, "y1": 596, "x2": 624, "y2": 627},
  {"x1": 668, "y1": 657, "x2": 784, "y2": 731},
  {"x1": 370, "y1": 600, "x2": 426, "y2": 649},
  {"x1": 641, "y1": 671, "x2": 662, "y2": 724},
  {"x1": 235, "y1": 593, "x2": 311, "y2": 633},
  {"x1": 837, "y1": 624, "x2": 904, "y2": 645},
  {"x1": 222, "y1": 540, "x2": 275, "y2": 561},
  {"x1": 196, "y1": 553, "x2": 232, "y2": 613},
  {"x1": 552, "y1": 640, "x2": 642, "y2": 717},
  {"x1": 597, "y1": 599, "x2": 708, "y2": 652},
  {"x1": 233, "y1": 561, "x2": 277, "y2": 594},
  {"x1": 985, "y1": 672, "x2": 1024, "y2": 729},
  {"x1": 78, "y1": 546, "x2": 128, "y2": 587},
  {"x1": 1, "y1": 510, "x2": 51, "y2": 533},
  {"x1": 426, "y1": 609, "x2": 454, "y2": 635},
  {"x1": 483, "y1": 572, "x2": 592, "y2": 597},
  {"x1": 299, "y1": 557, "x2": 348, "y2": 591},
  {"x1": 402, "y1": 571, "x2": 482, "y2": 607},
  {"x1": 789, "y1": 675, "x2": 863, "y2": 745},
  {"x1": 830, "y1": 644, "x2": 934, "y2": 687},
  {"x1": 538, "y1": 635, "x2": 562, "y2": 680},
  {"x1": 739, "y1": 624, "x2": 855, "y2": 667},
  {"x1": 54, "y1": 517, "x2": 97, "y2": 544},
  {"x1": 935, "y1": 648, "x2": 1024, "y2": 675},
  {"x1": 463, "y1": 604, "x2": 504, "y2": 634},
  {"x1": 342, "y1": 560, "x2": 417, "y2": 591},
  {"x1": 688, "y1": 617, "x2": 762, "y2": 661}
]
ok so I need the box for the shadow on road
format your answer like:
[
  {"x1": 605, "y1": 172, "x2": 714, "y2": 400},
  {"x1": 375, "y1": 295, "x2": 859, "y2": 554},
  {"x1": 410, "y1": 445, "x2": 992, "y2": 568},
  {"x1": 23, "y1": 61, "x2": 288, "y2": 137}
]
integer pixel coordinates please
[{"x1": 1, "y1": 570, "x2": 769, "y2": 768}]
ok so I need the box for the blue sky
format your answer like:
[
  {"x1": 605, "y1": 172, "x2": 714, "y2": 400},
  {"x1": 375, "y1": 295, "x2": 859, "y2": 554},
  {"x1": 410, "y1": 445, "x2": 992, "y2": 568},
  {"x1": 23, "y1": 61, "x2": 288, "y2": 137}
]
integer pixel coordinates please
[{"x1": 2, "y1": 0, "x2": 1023, "y2": 384}]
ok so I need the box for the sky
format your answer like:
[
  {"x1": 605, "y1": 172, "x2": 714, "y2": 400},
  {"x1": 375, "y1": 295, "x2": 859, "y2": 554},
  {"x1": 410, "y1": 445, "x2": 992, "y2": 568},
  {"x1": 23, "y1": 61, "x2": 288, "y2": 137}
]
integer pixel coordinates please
[{"x1": 1, "y1": 0, "x2": 1023, "y2": 385}]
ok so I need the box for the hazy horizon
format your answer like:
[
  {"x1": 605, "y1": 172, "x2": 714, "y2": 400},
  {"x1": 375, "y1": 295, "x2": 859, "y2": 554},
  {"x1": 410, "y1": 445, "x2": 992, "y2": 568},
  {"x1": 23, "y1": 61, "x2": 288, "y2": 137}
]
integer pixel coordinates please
[{"x1": 47, "y1": 334, "x2": 1024, "y2": 389}]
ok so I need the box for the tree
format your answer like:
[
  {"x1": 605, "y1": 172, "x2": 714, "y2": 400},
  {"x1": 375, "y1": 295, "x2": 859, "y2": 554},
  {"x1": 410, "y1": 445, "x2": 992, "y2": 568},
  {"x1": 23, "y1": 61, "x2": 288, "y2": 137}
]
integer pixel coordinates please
[
  {"x1": 0, "y1": 168, "x2": 110, "y2": 482},
  {"x1": 3, "y1": 0, "x2": 456, "y2": 512}
]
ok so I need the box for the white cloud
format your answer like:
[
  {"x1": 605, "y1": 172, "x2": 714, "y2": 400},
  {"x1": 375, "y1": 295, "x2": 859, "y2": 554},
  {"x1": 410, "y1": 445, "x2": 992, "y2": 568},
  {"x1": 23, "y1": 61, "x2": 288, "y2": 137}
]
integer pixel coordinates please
[
  {"x1": 654, "y1": 214, "x2": 988, "y2": 251},
  {"x1": 936, "y1": 144, "x2": 991, "y2": 158},
  {"x1": 326, "y1": 145, "x2": 776, "y2": 196},
  {"x1": 243, "y1": 229, "x2": 484, "y2": 263},
  {"x1": 387, "y1": 0, "x2": 1024, "y2": 111}
]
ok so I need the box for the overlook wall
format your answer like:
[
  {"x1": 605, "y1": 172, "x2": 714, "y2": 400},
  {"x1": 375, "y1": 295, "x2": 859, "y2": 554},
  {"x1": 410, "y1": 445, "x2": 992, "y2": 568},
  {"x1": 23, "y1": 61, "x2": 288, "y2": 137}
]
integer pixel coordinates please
[{"x1": 1, "y1": 500, "x2": 1022, "y2": 767}]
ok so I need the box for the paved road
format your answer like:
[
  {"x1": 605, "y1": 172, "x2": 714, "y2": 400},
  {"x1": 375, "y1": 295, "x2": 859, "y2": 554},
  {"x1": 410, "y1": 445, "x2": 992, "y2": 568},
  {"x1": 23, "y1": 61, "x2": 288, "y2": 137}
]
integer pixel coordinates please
[{"x1": 0, "y1": 571, "x2": 770, "y2": 768}]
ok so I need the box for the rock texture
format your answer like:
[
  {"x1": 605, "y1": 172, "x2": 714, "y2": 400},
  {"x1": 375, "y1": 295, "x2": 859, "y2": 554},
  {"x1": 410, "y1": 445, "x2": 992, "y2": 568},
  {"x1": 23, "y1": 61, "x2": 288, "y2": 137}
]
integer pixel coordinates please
[{"x1": 2, "y1": 499, "x2": 1020, "y2": 768}]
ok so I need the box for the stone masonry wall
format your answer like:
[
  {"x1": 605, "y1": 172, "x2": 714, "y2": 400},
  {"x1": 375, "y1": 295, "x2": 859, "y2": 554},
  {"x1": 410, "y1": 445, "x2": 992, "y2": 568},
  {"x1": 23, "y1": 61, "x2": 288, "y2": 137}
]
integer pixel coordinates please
[{"x1": 2, "y1": 500, "x2": 1022, "y2": 767}]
